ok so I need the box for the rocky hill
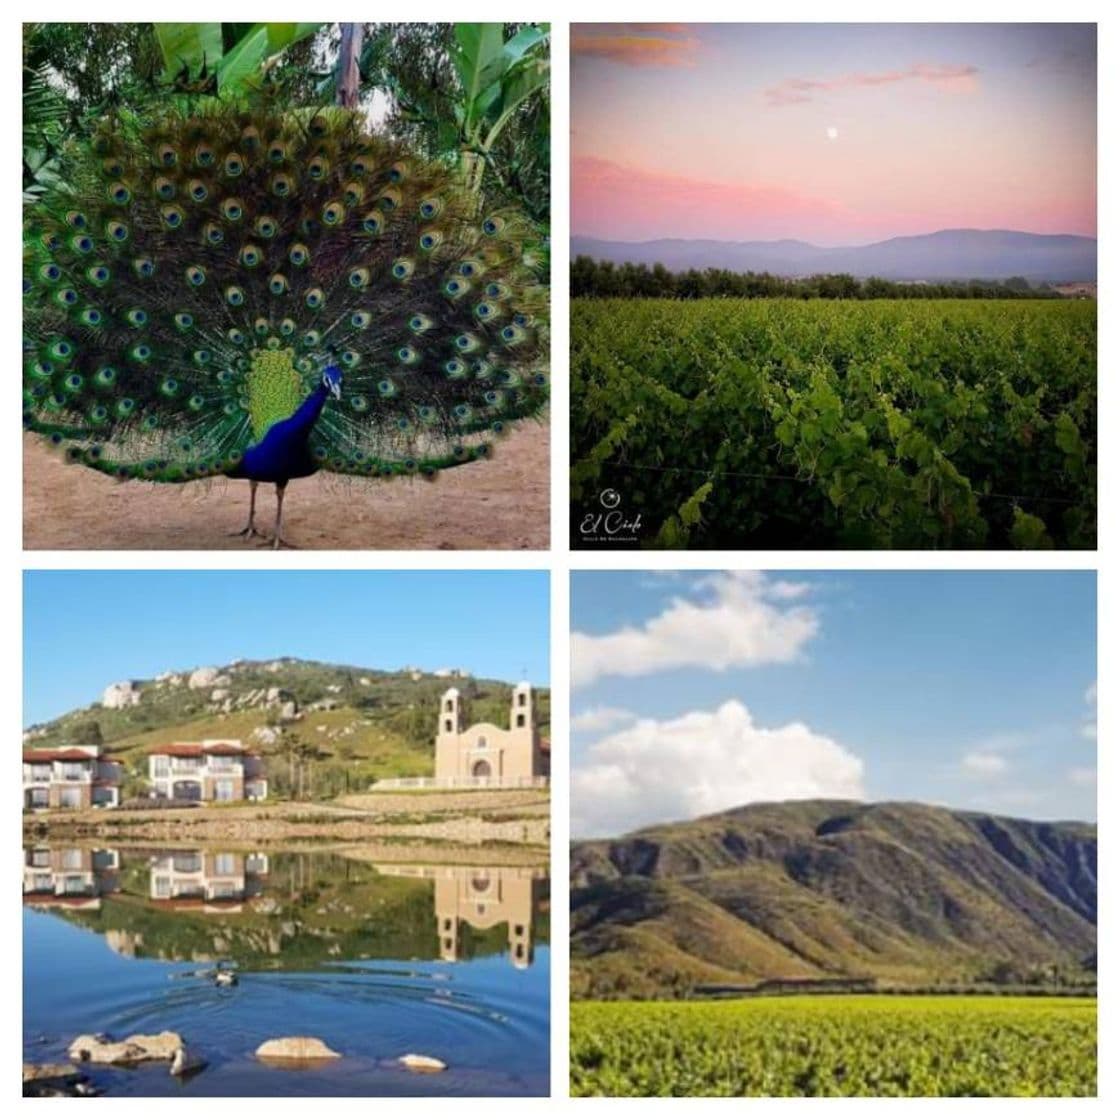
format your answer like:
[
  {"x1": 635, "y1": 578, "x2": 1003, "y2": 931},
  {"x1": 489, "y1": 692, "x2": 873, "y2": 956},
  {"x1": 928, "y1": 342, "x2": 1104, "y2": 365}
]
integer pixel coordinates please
[
  {"x1": 571, "y1": 800, "x2": 1096, "y2": 998},
  {"x1": 25, "y1": 658, "x2": 550, "y2": 799}
]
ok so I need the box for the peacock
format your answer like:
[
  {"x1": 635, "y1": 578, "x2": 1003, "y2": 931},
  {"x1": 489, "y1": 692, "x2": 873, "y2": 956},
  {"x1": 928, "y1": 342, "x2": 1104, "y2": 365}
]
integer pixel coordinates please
[{"x1": 23, "y1": 103, "x2": 549, "y2": 547}]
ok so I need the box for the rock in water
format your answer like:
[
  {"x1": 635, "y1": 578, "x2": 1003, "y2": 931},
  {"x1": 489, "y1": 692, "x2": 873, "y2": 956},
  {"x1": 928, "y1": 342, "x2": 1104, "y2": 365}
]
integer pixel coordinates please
[
  {"x1": 255, "y1": 1037, "x2": 341, "y2": 1065},
  {"x1": 23, "y1": 1062, "x2": 91, "y2": 1097},
  {"x1": 170, "y1": 1047, "x2": 207, "y2": 1077},
  {"x1": 398, "y1": 1053, "x2": 447, "y2": 1072},
  {"x1": 68, "y1": 1030, "x2": 183, "y2": 1064}
]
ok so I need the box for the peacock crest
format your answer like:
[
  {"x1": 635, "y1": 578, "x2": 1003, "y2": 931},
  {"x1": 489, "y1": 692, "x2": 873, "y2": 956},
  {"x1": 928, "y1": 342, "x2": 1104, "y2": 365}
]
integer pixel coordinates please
[{"x1": 23, "y1": 104, "x2": 549, "y2": 488}]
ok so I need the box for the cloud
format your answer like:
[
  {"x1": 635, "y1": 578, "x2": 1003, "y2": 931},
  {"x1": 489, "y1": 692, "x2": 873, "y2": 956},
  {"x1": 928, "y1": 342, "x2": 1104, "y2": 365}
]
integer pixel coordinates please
[
  {"x1": 571, "y1": 155, "x2": 847, "y2": 241},
  {"x1": 572, "y1": 706, "x2": 635, "y2": 733},
  {"x1": 571, "y1": 700, "x2": 865, "y2": 837},
  {"x1": 1081, "y1": 722, "x2": 1097, "y2": 741},
  {"x1": 1085, "y1": 681, "x2": 1097, "y2": 705},
  {"x1": 571, "y1": 571, "x2": 819, "y2": 688},
  {"x1": 571, "y1": 25, "x2": 698, "y2": 68},
  {"x1": 765, "y1": 62, "x2": 979, "y2": 107},
  {"x1": 1069, "y1": 766, "x2": 1096, "y2": 787},
  {"x1": 961, "y1": 752, "x2": 1008, "y2": 777}
]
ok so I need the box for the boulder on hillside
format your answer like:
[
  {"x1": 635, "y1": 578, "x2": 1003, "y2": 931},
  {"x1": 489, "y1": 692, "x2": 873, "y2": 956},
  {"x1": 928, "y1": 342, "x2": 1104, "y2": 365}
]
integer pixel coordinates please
[{"x1": 102, "y1": 681, "x2": 141, "y2": 709}]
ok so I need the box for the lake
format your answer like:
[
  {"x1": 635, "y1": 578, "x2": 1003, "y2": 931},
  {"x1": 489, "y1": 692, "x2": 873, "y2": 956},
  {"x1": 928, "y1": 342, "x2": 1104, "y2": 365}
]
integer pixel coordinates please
[{"x1": 23, "y1": 845, "x2": 550, "y2": 1096}]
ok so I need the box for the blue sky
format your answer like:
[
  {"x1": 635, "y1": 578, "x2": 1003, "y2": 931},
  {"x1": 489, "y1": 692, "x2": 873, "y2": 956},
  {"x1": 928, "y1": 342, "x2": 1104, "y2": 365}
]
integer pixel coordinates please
[
  {"x1": 571, "y1": 571, "x2": 1096, "y2": 837},
  {"x1": 24, "y1": 570, "x2": 549, "y2": 725}
]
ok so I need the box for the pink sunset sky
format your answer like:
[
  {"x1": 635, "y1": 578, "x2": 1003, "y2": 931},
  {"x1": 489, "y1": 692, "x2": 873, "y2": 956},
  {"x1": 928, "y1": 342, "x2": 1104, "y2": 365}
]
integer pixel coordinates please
[{"x1": 571, "y1": 23, "x2": 1097, "y2": 246}]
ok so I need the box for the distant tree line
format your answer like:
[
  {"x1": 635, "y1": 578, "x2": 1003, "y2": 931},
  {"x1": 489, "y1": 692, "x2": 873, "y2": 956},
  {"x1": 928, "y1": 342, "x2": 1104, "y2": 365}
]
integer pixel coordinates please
[{"x1": 571, "y1": 255, "x2": 1063, "y2": 300}]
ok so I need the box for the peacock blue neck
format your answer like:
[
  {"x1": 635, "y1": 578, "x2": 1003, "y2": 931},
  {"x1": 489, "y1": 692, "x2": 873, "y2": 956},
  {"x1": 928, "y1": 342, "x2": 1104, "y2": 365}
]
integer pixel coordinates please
[{"x1": 230, "y1": 382, "x2": 330, "y2": 484}]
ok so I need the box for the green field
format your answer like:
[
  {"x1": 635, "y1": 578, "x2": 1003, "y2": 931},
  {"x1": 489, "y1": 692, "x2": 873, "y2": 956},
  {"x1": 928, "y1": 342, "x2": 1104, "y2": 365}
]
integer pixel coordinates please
[
  {"x1": 570, "y1": 996, "x2": 1097, "y2": 1097},
  {"x1": 570, "y1": 298, "x2": 1096, "y2": 548}
]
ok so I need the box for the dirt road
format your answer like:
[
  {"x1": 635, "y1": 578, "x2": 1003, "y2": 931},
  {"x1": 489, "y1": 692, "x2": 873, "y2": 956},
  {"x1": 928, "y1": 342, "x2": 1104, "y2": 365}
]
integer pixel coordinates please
[{"x1": 23, "y1": 419, "x2": 549, "y2": 550}]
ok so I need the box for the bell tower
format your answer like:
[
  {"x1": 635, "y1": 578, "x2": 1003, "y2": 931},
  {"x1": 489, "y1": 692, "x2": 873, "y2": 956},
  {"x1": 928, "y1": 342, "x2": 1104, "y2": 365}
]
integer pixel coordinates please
[{"x1": 510, "y1": 682, "x2": 533, "y2": 735}]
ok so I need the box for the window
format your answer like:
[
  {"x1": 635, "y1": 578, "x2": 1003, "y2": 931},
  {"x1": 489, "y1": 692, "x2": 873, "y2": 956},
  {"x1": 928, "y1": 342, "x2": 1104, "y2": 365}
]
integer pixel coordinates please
[
  {"x1": 63, "y1": 875, "x2": 86, "y2": 894},
  {"x1": 214, "y1": 779, "x2": 236, "y2": 802},
  {"x1": 444, "y1": 719, "x2": 453, "y2": 732},
  {"x1": 477, "y1": 735, "x2": 488, "y2": 749},
  {"x1": 59, "y1": 787, "x2": 82, "y2": 809},
  {"x1": 61, "y1": 849, "x2": 83, "y2": 870},
  {"x1": 445, "y1": 699, "x2": 453, "y2": 712},
  {"x1": 516, "y1": 714, "x2": 526, "y2": 728},
  {"x1": 153, "y1": 876, "x2": 171, "y2": 899},
  {"x1": 30, "y1": 849, "x2": 50, "y2": 867},
  {"x1": 518, "y1": 692, "x2": 527, "y2": 707},
  {"x1": 28, "y1": 789, "x2": 49, "y2": 809},
  {"x1": 214, "y1": 853, "x2": 236, "y2": 875}
]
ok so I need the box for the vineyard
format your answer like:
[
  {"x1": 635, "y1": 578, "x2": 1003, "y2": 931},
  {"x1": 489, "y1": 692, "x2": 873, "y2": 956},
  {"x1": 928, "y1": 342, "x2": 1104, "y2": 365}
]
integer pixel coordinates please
[
  {"x1": 570, "y1": 299, "x2": 1096, "y2": 548},
  {"x1": 570, "y1": 996, "x2": 1098, "y2": 1096}
]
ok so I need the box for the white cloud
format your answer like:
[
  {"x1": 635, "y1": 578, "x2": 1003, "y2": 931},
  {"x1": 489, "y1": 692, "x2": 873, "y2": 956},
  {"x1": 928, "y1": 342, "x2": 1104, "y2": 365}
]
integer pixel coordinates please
[
  {"x1": 1069, "y1": 766, "x2": 1097, "y2": 787},
  {"x1": 1081, "y1": 722, "x2": 1097, "y2": 741},
  {"x1": 571, "y1": 706, "x2": 635, "y2": 733},
  {"x1": 571, "y1": 572, "x2": 819, "y2": 688},
  {"x1": 1085, "y1": 681, "x2": 1097, "y2": 705},
  {"x1": 570, "y1": 699, "x2": 865, "y2": 838},
  {"x1": 961, "y1": 751, "x2": 1009, "y2": 777}
]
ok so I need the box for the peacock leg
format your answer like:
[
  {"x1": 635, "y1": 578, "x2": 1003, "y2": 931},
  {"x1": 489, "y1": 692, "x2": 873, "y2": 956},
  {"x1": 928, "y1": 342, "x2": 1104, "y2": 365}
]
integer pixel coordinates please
[
  {"x1": 230, "y1": 479, "x2": 265, "y2": 539},
  {"x1": 266, "y1": 481, "x2": 296, "y2": 550}
]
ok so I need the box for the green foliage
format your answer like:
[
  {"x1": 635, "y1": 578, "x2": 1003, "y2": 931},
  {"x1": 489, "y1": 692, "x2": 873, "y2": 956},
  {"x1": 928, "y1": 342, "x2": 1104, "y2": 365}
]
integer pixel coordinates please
[
  {"x1": 571, "y1": 298, "x2": 1096, "y2": 548},
  {"x1": 570, "y1": 996, "x2": 1097, "y2": 1096}
]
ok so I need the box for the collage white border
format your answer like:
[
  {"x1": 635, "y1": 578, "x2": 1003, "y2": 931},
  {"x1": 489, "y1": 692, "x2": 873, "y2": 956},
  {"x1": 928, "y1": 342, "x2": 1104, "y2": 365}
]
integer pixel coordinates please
[{"x1": 7, "y1": 2, "x2": 1113, "y2": 1114}]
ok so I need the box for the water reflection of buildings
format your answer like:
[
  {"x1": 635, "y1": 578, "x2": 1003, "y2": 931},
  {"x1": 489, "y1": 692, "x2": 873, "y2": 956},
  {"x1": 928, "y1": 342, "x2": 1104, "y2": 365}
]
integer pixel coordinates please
[
  {"x1": 148, "y1": 850, "x2": 270, "y2": 913},
  {"x1": 378, "y1": 865, "x2": 546, "y2": 969},
  {"x1": 22, "y1": 847, "x2": 120, "y2": 910}
]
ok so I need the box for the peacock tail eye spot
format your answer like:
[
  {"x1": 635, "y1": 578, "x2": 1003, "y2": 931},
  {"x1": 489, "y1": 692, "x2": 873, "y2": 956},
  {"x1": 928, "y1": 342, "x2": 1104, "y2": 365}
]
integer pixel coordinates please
[
  {"x1": 409, "y1": 314, "x2": 432, "y2": 334},
  {"x1": 377, "y1": 379, "x2": 395, "y2": 397},
  {"x1": 254, "y1": 318, "x2": 270, "y2": 336},
  {"x1": 482, "y1": 217, "x2": 503, "y2": 236},
  {"x1": 486, "y1": 282, "x2": 510, "y2": 300},
  {"x1": 155, "y1": 177, "x2": 176, "y2": 200},
  {"x1": 322, "y1": 201, "x2": 345, "y2": 225},
  {"x1": 79, "y1": 308, "x2": 103, "y2": 327},
  {"x1": 350, "y1": 156, "x2": 370, "y2": 175},
  {"x1": 23, "y1": 277, "x2": 32, "y2": 296},
  {"x1": 419, "y1": 198, "x2": 442, "y2": 219},
  {"x1": 301, "y1": 330, "x2": 320, "y2": 347},
  {"x1": 106, "y1": 221, "x2": 129, "y2": 242},
  {"x1": 240, "y1": 125, "x2": 260, "y2": 150},
  {"x1": 453, "y1": 404, "x2": 472, "y2": 420},
  {"x1": 514, "y1": 313, "x2": 532, "y2": 327},
  {"x1": 271, "y1": 174, "x2": 293, "y2": 197},
  {"x1": 418, "y1": 406, "x2": 435, "y2": 423},
  {"x1": 222, "y1": 401, "x2": 239, "y2": 415},
  {"x1": 459, "y1": 260, "x2": 480, "y2": 277},
  {"x1": 349, "y1": 395, "x2": 369, "y2": 413},
  {"x1": 204, "y1": 223, "x2": 225, "y2": 245},
  {"x1": 361, "y1": 212, "x2": 382, "y2": 235},
  {"x1": 531, "y1": 371, "x2": 548, "y2": 387},
  {"x1": 224, "y1": 154, "x2": 244, "y2": 177},
  {"x1": 239, "y1": 245, "x2": 262, "y2": 268},
  {"x1": 296, "y1": 356, "x2": 313, "y2": 373},
  {"x1": 389, "y1": 162, "x2": 407, "y2": 183},
  {"x1": 419, "y1": 231, "x2": 442, "y2": 251},
  {"x1": 41, "y1": 232, "x2": 62, "y2": 251},
  {"x1": 444, "y1": 359, "x2": 465, "y2": 378},
  {"x1": 158, "y1": 144, "x2": 178, "y2": 167},
  {"x1": 131, "y1": 344, "x2": 152, "y2": 362},
  {"x1": 378, "y1": 188, "x2": 401, "y2": 211},
  {"x1": 343, "y1": 181, "x2": 364, "y2": 206},
  {"x1": 160, "y1": 377, "x2": 179, "y2": 396},
  {"x1": 304, "y1": 288, "x2": 324, "y2": 309},
  {"x1": 501, "y1": 324, "x2": 525, "y2": 344},
  {"x1": 222, "y1": 198, "x2": 244, "y2": 221},
  {"x1": 40, "y1": 264, "x2": 61, "y2": 283},
  {"x1": 444, "y1": 279, "x2": 466, "y2": 298},
  {"x1": 49, "y1": 339, "x2": 73, "y2": 360},
  {"x1": 188, "y1": 394, "x2": 205, "y2": 411},
  {"x1": 161, "y1": 207, "x2": 184, "y2": 229},
  {"x1": 268, "y1": 141, "x2": 287, "y2": 163},
  {"x1": 484, "y1": 390, "x2": 502, "y2": 406},
  {"x1": 94, "y1": 365, "x2": 117, "y2": 388},
  {"x1": 392, "y1": 258, "x2": 414, "y2": 281},
  {"x1": 87, "y1": 266, "x2": 111, "y2": 286},
  {"x1": 397, "y1": 419, "x2": 412, "y2": 433},
  {"x1": 280, "y1": 318, "x2": 296, "y2": 336},
  {"x1": 192, "y1": 349, "x2": 211, "y2": 366},
  {"x1": 348, "y1": 268, "x2": 369, "y2": 289},
  {"x1": 126, "y1": 308, "x2": 148, "y2": 327},
  {"x1": 186, "y1": 265, "x2": 207, "y2": 287},
  {"x1": 89, "y1": 406, "x2": 108, "y2": 424},
  {"x1": 188, "y1": 180, "x2": 209, "y2": 203},
  {"x1": 307, "y1": 157, "x2": 329, "y2": 179},
  {"x1": 30, "y1": 359, "x2": 53, "y2": 380},
  {"x1": 108, "y1": 182, "x2": 131, "y2": 204},
  {"x1": 63, "y1": 372, "x2": 83, "y2": 392},
  {"x1": 256, "y1": 216, "x2": 278, "y2": 239},
  {"x1": 475, "y1": 302, "x2": 495, "y2": 320},
  {"x1": 225, "y1": 286, "x2": 245, "y2": 306},
  {"x1": 101, "y1": 158, "x2": 123, "y2": 177},
  {"x1": 350, "y1": 311, "x2": 371, "y2": 329},
  {"x1": 66, "y1": 210, "x2": 88, "y2": 230},
  {"x1": 56, "y1": 288, "x2": 79, "y2": 306},
  {"x1": 454, "y1": 332, "x2": 477, "y2": 352},
  {"x1": 396, "y1": 346, "x2": 416, "y2": 364},
  {"x1": 269, "y1": 273, "x2": 289, "y2": 295},
  {"x1": 227, "y1": 328, "x2": 245, "y2": 345},
  {"x1": 288, "y1": 243, "x2": 309, "y2": 266},
  {"x1": 71, "y1": 235, "x2": 94, "y2": 254},
  {"x1": 194, "y1": 144, "x2": 215, "y2": 167},
  {"x1": 116, "y1": 397, "x2": 136, "y2": 417},
  {"x1": 342, "y1": 350, "x2": 360, "y2": 368}
]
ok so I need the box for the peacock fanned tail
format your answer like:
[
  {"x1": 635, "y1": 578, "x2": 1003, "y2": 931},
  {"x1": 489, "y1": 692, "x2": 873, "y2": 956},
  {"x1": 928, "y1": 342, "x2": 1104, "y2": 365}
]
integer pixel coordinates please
[{"x1": 23, "y1": 104, "x2": 549, "y2": 482}]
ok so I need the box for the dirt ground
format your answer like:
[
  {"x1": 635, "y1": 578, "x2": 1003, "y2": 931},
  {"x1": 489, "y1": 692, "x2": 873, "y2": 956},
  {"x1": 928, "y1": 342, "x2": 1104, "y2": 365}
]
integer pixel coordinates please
[{"x1": 23, "y1": 418, "x2": 549, "y2": 550}]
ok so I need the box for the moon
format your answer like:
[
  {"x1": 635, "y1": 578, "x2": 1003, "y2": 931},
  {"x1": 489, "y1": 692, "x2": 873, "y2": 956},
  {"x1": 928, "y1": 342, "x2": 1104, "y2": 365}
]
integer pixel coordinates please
[{"x1": 826, "y1": 126, "x2": 839, "y2": 141}]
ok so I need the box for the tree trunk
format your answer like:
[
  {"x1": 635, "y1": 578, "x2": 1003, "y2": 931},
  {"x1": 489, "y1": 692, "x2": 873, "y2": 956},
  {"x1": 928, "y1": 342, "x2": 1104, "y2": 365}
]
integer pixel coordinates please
[{"x1": 336, "y1": 23, "x2": 363, "y2": 109}]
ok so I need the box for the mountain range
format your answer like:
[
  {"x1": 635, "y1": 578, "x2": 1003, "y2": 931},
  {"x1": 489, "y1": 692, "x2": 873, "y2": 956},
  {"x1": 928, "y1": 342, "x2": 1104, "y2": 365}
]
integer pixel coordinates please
[
  {"x1": 571, "y1": 800, "x2": 1096, "y2": 999},
  {"x1": 571, "y1": 229, "x2": 1097, "y2": 284}
]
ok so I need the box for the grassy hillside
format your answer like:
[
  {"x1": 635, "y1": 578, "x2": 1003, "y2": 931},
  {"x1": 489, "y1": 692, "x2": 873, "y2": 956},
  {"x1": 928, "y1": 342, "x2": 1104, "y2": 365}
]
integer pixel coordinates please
[
  {"x1": 571, "y1": 800, "x2": 1096, "y2": 998},
  {"x1": 25, "y1": 658, "x2": 550, "y2": 799}
]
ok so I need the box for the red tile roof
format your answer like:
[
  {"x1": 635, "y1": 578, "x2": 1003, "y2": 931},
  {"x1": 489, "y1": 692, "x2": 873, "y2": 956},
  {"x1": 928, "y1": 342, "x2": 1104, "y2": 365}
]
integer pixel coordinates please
[{"x1": 23, "y1": 749, "x2": 99, "y2": 763}]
